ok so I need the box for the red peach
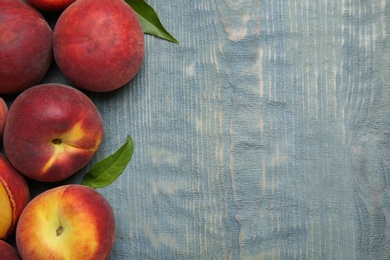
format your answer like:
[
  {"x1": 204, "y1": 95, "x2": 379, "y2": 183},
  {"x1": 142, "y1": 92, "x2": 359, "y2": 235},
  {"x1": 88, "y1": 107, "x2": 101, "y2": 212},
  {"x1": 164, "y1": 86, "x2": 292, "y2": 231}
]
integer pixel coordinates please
[
  {"x1": 27, "y1": 0, "x2": 76, "y2": 12},
  {"x1": 3, "y1": 83, "x2": 104, "y2": 182},
  {"x1": 0, "y1": 0, "x2": 53, "y2": 94},
  {"x1": 53, "y1": 0, "x2": 144, "y2": 92},
  {"x1": 0, "y1": 98, "x2": 8, "y2": 139},
  {"x1": 0, "y1": 240, "x2": 21, "y2": 260},
  {"x1": 16, "y1": 184, "x2": 116, "y2": 259}
]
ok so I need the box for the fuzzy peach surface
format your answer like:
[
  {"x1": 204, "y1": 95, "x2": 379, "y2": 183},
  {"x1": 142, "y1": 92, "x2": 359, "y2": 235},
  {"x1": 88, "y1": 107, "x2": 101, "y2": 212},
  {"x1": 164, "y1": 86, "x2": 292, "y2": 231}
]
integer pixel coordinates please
[
  {"x1": 3, "y1": 84, "x2": 104, "y2": 182},
  {"x1": 16, "y1": 185, "x2": 116, "y2": 260}
]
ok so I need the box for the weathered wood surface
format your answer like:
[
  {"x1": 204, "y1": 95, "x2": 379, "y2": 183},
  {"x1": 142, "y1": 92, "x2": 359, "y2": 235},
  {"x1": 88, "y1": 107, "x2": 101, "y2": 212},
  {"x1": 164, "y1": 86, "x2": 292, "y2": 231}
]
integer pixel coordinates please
[{"x1": 5, "y1": 0, "x2": 390, "y2": 259}]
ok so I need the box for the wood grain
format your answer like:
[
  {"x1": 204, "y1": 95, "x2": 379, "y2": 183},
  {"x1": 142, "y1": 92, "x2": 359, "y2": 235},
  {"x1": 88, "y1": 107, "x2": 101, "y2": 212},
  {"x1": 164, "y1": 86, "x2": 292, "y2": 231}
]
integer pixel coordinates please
[
  {"x1": 2, "y1": 0, "x2": 390, "y2": 259},
  {"x1": 79, "y1": 0, "x2": 390, "y2": 258}
]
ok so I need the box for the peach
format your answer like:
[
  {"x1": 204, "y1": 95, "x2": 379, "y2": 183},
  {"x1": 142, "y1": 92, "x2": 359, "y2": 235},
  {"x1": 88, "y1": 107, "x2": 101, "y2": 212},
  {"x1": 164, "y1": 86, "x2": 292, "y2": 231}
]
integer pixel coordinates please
[
  {"x1": 53, "y1": 0, "x2": 144, "y2": 92},
  {"x1": 0, "y1": 0, "x2": 53, "y2": 94},
  {"x1": 16, "y1": 184, "x2": 116, "y2": 260},
  {"x1": 0, "y1": 154, "x2": 30, "y2": 240},
  {"x1": 0, "y1": 98, "x2": 8, "y2": 139},
  {"x1": 27, "y1": 0, "x2": 76, "y2": 12},
  {"x1": 3, "y1": 83, "x2": 104, "y2": 182},
  {"x1": 0, "y1": 240, "x2": 21, "y2": 260}
]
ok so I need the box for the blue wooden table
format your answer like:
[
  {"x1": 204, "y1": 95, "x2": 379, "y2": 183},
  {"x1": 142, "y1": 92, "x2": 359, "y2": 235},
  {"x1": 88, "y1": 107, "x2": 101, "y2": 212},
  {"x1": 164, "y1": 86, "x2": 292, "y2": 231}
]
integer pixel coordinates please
[{"x1": 6, "y1": 0, "x2": 390, "y2": 259}]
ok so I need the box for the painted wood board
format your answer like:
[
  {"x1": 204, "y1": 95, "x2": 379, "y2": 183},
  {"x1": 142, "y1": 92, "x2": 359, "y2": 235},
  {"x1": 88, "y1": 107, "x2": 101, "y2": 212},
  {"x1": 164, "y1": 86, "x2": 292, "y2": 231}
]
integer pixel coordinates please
[{"x1": 3, "y1": 0, "x2": 390, "y2": 259}]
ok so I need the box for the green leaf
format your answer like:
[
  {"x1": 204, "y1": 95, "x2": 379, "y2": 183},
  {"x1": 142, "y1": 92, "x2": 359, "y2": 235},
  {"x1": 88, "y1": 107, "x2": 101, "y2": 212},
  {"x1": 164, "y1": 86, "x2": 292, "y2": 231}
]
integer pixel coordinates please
[
  {"x1": 81, "y1": 135, "x2": 134, "y2": 189},
  {"x1": 125, "y1": 0, "x2": 179, "y2": 44}
]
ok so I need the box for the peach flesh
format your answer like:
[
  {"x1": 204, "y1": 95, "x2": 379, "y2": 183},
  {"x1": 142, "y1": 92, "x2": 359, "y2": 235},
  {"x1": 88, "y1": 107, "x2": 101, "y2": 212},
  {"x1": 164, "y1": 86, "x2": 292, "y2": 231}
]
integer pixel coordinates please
[
  {"x1": 0, "y1": 182, "x2": 12, "y2": 238},
  {"x1": 0, "y1": 154, "x2": 30, "y2": 239}
]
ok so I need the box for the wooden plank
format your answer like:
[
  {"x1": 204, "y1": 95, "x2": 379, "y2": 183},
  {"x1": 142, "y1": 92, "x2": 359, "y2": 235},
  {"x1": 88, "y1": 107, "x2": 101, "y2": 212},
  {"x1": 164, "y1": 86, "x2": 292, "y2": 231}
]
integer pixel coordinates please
[
  {"x1": 3, "y1": 0, "x2": 390, "y2": 259},
  {"x1": 85, "y1": 0, "x2": 390, "y2": 258}
]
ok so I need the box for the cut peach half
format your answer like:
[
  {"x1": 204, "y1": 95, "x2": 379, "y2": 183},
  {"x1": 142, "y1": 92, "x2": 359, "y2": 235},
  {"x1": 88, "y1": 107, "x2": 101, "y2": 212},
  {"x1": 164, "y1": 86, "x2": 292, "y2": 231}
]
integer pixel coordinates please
[
  {"x1": 0, "y1": 154, "x2": 30, "y2": 239},
  {"x1": 0, "y1": 182, "x2": 12, "y2": 238}
]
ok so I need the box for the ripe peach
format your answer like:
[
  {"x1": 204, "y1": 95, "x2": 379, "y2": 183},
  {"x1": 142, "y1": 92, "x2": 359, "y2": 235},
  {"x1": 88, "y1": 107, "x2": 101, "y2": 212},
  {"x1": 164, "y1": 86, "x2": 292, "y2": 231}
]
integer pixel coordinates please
[
  {"x1": 0, "y1": 98, "x2": 8, "y2": 139},
  {"x1": 3, "y1": 83, "x2": 104, "y2": 182},
  {"x1": 16, "y1": 184, "x2": 116, "y2": 260},
  {"x1": 0, "y1": 154, "x2": 30, "y2": 240},
  {"x1": 27, "y1": 0, "x2": 75, "y2": 12},
  {"x1": 53, "y1": 0, "x2": 144, "y2": 92},
  {"x1": 0, "y1": 240, "x2": 21, "y2": 260},
  {"x1": 0, "y1": 0, "x2": 53, "y2": 94}
]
